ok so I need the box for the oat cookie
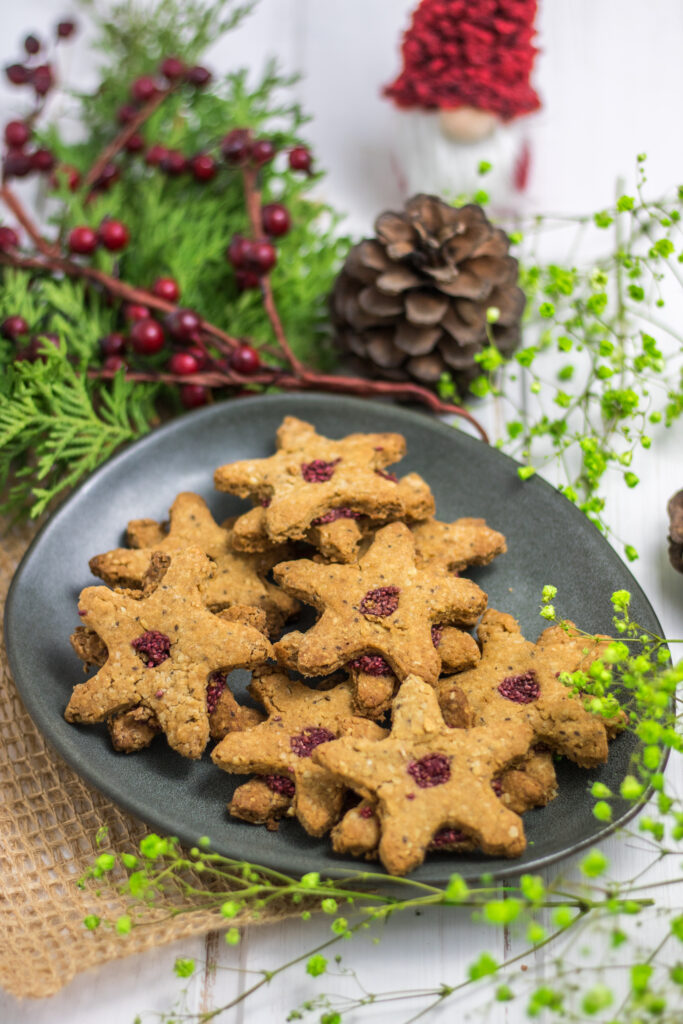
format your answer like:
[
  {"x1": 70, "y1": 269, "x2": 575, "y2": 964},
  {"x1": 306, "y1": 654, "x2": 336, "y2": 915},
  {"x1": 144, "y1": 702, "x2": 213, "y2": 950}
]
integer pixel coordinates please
[
  {"x1": 229, "y1": 777, "x2": 294, "y2": 830},
  {"x1": 211, "y1": 668, "x2": 385, "y2": 836},
  {"x1": 410, "y1": 516, "x2": 507, "y2": 573},
  {"x1": 313, "y1": 675, "x2": 533, "y2": 874},
  {"x1": 214, "y1": 416, "x2": 408, "y2": 545},
  {"x1": 437, "y1": 610, "x2": 614, "y2": 768},
  {"x1": 65, "y1": 547, "x2": 272, "y2": 759},
  {"x1": 88, "y1": 492, "x2": 299, "y2": 635},
  {"x1": 273, "y1": 522, "x2": 486, "y2": 685},
  {"x1": 331, "y1": 744, "x2": 556, "y2": 862}
]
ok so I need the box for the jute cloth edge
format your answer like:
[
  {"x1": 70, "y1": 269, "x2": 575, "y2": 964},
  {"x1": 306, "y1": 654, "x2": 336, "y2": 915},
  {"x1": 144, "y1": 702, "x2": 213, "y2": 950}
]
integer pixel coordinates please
[{"x1": 0, "y1": 523, "x2": 291, "y2": 1000}]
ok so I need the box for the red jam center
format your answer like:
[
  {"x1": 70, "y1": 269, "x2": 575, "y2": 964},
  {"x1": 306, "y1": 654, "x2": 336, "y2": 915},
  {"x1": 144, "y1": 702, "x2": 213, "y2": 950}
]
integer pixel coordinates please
[
  {"x1": 312, "y1": 507, "x2": 362, "y2": 525},
  {"x1": 359, "y1": 585, "x2": 400, "y2": 617},
  {"x1": 375, "y1": 468, "x2": 398, "y2": 483},
  {"x1": 349, "y1": 654, "x2": 393, "y2": 676},
  {"x1": 301, "y1": 458, "x2": 341, "y2": 483},
  {"x1": 497, "y1": 670, "x2": 540, "y2": 704},
  {"x1": 265, "y1": 774, "x2": 296, "y2": 797},
  {"x1": 491, "y1": 777, "x2": 503, "y2": 797},
  {"x1": 359, "y1": 805, "x2": 374, "y2": 819},
  {"x1": 429, "y1": 827, "x2": 467, "y2": 849},
  {"x1": 290, "y1": 726, "x2": 336, "y2": 758},
  {"x1": 431, "y1": 625, "x2": 443, "y2": 647},
  {"x1": 259, "y1": 496, "x2": 272, "y2": 507},
  {"x1": 131, "y1": 630, "x2": 170, "y2": 666},
  {"x1": 407, "y1": 753, "x2": 451, "y2": 788},
  {"x1": 206, "y1": 672, "x2": 227, "y2": 713}
]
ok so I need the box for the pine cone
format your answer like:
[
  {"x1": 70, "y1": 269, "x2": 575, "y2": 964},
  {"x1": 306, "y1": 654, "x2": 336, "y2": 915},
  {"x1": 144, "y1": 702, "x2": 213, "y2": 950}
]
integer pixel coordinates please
[{"x1": 331, "y1": 194, "x2": 525, "y2": 393}]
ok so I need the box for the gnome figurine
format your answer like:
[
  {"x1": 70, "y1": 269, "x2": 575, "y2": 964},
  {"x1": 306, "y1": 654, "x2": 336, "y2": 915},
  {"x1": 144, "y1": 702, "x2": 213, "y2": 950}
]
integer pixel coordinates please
[{"x1": 384, "y1": 0, "x2": 541, "y2": 206}]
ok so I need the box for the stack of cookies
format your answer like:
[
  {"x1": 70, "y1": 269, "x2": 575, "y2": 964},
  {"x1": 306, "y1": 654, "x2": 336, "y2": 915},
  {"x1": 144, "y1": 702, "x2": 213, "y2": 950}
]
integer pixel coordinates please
[{"x1": 66, "y1": 416, "x2": 621, "y2": 876}]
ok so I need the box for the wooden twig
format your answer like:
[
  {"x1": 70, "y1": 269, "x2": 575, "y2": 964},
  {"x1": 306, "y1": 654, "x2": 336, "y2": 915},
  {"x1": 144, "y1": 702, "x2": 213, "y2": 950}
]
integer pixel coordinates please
[{"x1": 83, "y1": 89, "x2": 172, "y2": 189}]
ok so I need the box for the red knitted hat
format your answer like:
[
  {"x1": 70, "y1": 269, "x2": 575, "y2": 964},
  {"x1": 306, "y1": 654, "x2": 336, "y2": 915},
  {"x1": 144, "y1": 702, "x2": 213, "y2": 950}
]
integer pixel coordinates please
[{"x1": 384, "y1": 0, "x2": 541, "y2": 121}]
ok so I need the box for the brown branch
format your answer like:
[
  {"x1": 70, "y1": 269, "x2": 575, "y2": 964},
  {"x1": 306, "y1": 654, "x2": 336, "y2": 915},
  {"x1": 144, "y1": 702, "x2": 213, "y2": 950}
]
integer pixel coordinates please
[
  {"x1": 88, "y1": 364, "x2": 489, "y2": 442},
  {"x1": 83, "y1": 89, "x2": 172, "y2": 189},
  {"x1": 0, "y1": 184, "x2": 60, "y2": 258},
  {"x1": 241, "y1": 165, "x2": 307, "y2": 376},
  {"x1": 0, "y1": 250, "x2": 241, "y2": 352}
]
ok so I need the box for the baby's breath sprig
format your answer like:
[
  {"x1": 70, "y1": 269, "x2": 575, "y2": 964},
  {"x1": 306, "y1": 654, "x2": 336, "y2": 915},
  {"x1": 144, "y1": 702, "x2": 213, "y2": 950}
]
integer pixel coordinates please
[
  {"x1": 83, "y1": 588, "x2": 683, "y2": 1024},
  {"x1": 441, "y1": 157, "x2": 683, "y2": 564}
]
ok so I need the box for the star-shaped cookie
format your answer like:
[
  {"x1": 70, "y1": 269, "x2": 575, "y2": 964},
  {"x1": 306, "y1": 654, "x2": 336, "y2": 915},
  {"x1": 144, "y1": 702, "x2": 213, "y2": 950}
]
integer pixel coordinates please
[
  {"x1": 211, "y1": 668, "x2": 385, "y2": 836},
  {"x1": 88, "y1": 492, "x2": 299, "y2": 635},
  {"x1": 273, "y1": 522, "x2": 487, "y2": 685},
  {"x1": 436, "y1": 610, "x2": 615, "y2": 768},
  {"x1": 71, "y1": 607, "x2": 268, "y2": 751},
  {"x1": 230, "y1": 471, "x2": 435, "y2": 563},
  {"x1": 313, "y1": 675, "x2": 533, "y2": 874},
  {"x1": 214, "y1": 416, "x2": 408, "y2": 544},
  {"x1": 65, "y1": 547, "x2": 273, "y2": 759},
  {"x1": 410, "y1": 516, "x2": 507, "y2": 573}
]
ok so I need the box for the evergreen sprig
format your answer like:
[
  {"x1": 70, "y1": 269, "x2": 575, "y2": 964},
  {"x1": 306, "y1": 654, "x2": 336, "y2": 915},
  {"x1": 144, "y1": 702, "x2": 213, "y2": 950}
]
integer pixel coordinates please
[{"x1": 80, "y1": 590, "x2": 683, "y2": 1024}]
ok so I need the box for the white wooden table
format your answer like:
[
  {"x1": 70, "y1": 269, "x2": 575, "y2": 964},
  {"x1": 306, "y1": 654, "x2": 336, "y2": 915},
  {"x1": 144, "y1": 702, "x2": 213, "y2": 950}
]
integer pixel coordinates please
[{"x1": 1, "y1": 2, "x2": 682, "y2": 1021}]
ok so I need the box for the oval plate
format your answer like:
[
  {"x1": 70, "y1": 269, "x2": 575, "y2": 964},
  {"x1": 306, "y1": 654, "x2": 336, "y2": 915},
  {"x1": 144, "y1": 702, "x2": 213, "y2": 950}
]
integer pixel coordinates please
[{"x1": 5, "y1": 394, "x2": 655, "y2": 881}]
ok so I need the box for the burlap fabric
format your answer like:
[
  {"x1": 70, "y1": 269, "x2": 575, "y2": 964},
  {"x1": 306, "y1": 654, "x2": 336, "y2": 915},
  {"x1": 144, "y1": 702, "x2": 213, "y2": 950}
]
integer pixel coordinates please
[{"x1": 0, "y1": 523, "x2": 287, "y2": 1000}]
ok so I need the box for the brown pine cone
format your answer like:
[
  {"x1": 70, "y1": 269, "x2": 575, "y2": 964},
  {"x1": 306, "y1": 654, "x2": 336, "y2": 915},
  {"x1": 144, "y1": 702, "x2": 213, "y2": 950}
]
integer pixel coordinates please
[
  {"x1": 331, "y1": 194, "x2": 525, "y2": 393},
  {"x1": 668, "y1": 489, "x2": 683, "y2": 573}
]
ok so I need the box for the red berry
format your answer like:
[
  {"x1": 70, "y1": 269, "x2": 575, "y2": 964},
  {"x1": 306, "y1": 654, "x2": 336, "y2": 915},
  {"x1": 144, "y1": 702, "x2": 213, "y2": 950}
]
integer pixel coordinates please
[
  {"x1": 68, "y1": 226, "x2": 98, "y2": 255},
  {"x1": 32, "y1": 65, "x2": 54, "y2": 96},
  {"x1": 250, "y1": 239, "x2": 277, "y2": 274},
  {"x1": 180, "y1": 384, "x2": 210, "y2": 408},
  {"x1": 93, "y1": 162, "x2": 119, "y2": 191},
  {"x1": 130, "y1": 318, "x2": 164, "y2": 355},
  {"x1": 117, "y1": 104, "x2": 138, "y2": 125},
  {"x1": 5, "y1": 64, "x2": 30, "y2": 86},
  {"x1": 4, "y1": 121, "x2": 29, "y2": 148},
  {"x1": 161, "y1": 150, "x2": 186, "y2": 176},
  {"x1": 0, "y1": 226, "x2": 20, "y2": 251},
  {"x1": 3, "y1": 151, "x2": 33, "y2": 178},
  {"x1": 190, "y1": 153, "x2": 216, "y2": 181},
  {"x1": 131, "y1": 76, "x2": 159, "y2": 104},
  {"x1": 160, "y1": 56, "x2": 185, "y2": 81},
  {"x1": 98, "y1": 220, "x2": 130, "y2": 252},
  {"x1": 251, "y1": 138, "x2": 276, "y2": 166},
  {"x1": 230, "y1": 344, "x2": 261, "y2": 375},
  {"x1": 167, "y1": 308, "x2": 201, "y2": 341},
  {"x1": 145, "y1": 144, "x2": 168, "y2": 167},
  {"x1": 57, "y1": 20, "x2": 76, "y2": 39},
  {"x1": 124, "y1": 303, "x2": 150, "y2": 322},
  {"x1": 103, "y1": 354, "x2": 127, "y2": 372},
  {"x1": 226, "y1": 234, "x2": 254, "y2": 269},
  {"x1": 1, "y1": 315, "x2": 29, "y2": 340},
  {"x1": 24, "y1": 35, "x2": 41, "y2": 55},
  {"x1": 289, "y1": 146, "x2": 312, "y2": 173},
  {"x1": 169, "y1": 351, "x2": 200, "y2": 375},
  {"x1": 31, "y1": 148, "x2": 55, "y2": 173},
  {"x1": 99, "y1": 332, "x2": 126, "y2": 357},
  {"x1": 49, "y1": 163, "x2": 80, "y2": 190},
  {"x1": 124, "y1": 132, "x2": 145, "y2": 153},
  {"x1": 28, "y1": 332, "x2": 60, "y2": 361},
  {"x1": 221, "y1": 129, "x2": 251, "y2": 165},
  {"x1": 185, "y1": 345, "x2": 207, "y2": 369},
  {"x1": 185, "y1": 65, "x2": 211, "y2": 88},
  {"x1": 235, "y1": 269, "x2": 261, "y2": 291},
  {"x1": 262, "y1": 202, "x2": 291, "y2": 237},
  {"x1": 152, "y1": 277, "x2": 180, "y2": 302}
]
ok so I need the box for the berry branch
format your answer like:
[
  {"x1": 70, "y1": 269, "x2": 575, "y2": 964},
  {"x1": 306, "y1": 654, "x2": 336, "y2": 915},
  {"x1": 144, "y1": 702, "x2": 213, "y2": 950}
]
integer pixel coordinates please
[{"x1": 83, "y1": 87, "x2": 173, "y2": 190}]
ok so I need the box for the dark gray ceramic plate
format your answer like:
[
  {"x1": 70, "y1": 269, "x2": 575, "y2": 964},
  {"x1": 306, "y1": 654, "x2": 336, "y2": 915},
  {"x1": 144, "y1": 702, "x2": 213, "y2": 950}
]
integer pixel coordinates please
[{"x1": 5, "y1": 394, "x2": 657, "y2": 882}]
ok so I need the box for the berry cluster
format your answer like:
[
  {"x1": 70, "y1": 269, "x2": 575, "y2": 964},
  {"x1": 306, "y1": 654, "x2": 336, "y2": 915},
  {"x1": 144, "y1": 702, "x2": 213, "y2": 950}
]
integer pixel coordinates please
[
  {"x1": 223, "y1": 129, "x2": 312, "y2": 290},
  {"x1": 94, "y1": 279, "x2": 263, "y2": 410},
  {"x1": 0, "y1": 314, "x2": 60, "y2": 362},
  {"x1": 68, "y1": 219, "x2": 130, "y2": 255},
  {"x1": 4, "y1": 21, "x2": 75, "y2": 99},
  {"x1": 3, "y1": 118, "x2": 57, "y2": 181}
]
